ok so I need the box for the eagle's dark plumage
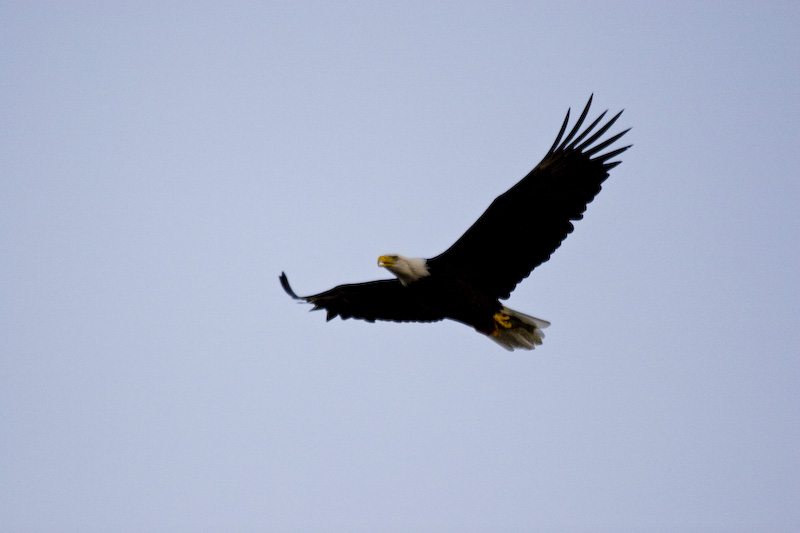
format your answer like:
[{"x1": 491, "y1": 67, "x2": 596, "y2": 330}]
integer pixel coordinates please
[{"x1": 280, "y1": 96, "x2": 630, "y2": 350}]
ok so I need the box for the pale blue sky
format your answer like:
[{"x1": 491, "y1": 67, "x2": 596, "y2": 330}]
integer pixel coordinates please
[{"x1": 2, "y1": 2, "x2": 799, "y2": 531}]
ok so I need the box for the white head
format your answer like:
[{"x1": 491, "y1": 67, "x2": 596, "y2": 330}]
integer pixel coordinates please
[{"x1": 377, "y1": 254, "x2": 430, "y2": 286}]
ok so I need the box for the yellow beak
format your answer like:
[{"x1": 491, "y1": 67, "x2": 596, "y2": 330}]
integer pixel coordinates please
[{"x1": 377, "y1": 255, "x2": 396, "y2": 268}]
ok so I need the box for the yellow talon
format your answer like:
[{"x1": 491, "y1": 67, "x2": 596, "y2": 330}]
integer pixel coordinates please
[{"x1": 493, "y1": 312, "x2": 513, "y2": 330}]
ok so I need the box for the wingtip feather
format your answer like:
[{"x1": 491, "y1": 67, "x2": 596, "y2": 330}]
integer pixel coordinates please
[
  {"x1": 548, "y1": 108, "x2": 571, "y2": 154},
  {"x1": 279, "y1": 272, "x2": 303, "y2": 300},
  {"x1": 556, "y1": 98, "x2": 593, "y2": 151}
]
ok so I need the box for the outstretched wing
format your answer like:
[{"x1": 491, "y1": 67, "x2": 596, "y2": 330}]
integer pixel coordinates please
[
  {"x1": 280, "y1": 272, "x2": 445, "y2": 323},
  {"x1": 427, "y1": 95, "x2": 631, "y2": 299}
]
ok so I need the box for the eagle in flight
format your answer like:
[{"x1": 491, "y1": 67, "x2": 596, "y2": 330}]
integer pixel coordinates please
[{"x1": 281, "y1": 96, "x2": 630, "y2": 350}]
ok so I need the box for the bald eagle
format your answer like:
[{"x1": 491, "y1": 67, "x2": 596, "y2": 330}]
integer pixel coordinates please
[{"x1": 280, "y1": 96, "x2": 630, "y2": 350}]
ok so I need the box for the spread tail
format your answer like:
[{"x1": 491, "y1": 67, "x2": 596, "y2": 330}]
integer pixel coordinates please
[{"x1": 489, "y1": 306, "x2": 550, "y2": 351}]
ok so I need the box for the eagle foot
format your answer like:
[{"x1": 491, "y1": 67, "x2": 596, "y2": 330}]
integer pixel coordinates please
[{"x1": 491, "y1": 312, "x2": 514, "y2": 336}]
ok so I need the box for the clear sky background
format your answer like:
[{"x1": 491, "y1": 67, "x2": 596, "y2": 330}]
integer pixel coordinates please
[{"x1": 2, "y1": 2, "x2": 799, "y2": 531}]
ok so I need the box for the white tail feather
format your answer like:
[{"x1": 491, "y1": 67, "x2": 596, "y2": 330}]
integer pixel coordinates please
[{"x1": 489, "y1": 306, "x2": 551, "y2": 351}]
